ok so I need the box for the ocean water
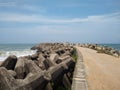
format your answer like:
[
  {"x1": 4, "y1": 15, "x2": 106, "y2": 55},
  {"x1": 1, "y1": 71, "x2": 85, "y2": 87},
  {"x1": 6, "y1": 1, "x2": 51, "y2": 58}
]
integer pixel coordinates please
[
  {"x1": 0, "y1": 43, "x2": 120, "y2": 61},
  {"x1": 100, "y1": 44, "x2": 120, "y2": 50},
  {"x1": 0, "y1": 44, "x2": 36, "y2": 61}
]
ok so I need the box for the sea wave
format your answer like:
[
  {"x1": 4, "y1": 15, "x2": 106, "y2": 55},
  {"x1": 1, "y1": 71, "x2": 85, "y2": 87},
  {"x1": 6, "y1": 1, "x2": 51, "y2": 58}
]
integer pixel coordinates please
[{"x1": 0, "y1": 49, "x2": 36, "y2": 61}]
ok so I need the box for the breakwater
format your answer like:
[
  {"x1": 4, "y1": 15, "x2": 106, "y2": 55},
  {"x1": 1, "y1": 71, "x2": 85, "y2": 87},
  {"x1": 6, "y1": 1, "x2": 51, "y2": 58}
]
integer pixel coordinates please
[{"x1": 0, "y1": 43, "x2": 76, "y2": 90}]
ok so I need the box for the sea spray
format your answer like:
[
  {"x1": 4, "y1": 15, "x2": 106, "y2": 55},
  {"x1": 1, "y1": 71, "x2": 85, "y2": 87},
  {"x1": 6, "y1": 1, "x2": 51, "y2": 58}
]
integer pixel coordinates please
[{"x1": 0, "y1": 44, "x2": 36, "y2": 61}]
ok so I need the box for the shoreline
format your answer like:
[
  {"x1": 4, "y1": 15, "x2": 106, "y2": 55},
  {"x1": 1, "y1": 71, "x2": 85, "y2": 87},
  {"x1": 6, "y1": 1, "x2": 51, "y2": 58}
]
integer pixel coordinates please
[
  {"x1": 0, "y1": 43, "x2": 120, "y2": 90},
  {"x1": 0, "y1": 43, "x2": 76, "y2": 90}
]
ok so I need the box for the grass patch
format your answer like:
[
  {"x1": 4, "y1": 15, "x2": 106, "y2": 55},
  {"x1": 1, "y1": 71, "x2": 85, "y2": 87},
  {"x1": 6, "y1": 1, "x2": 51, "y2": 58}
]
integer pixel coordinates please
[
  {"x1": 97, "y1": 50, "x2": 113, "y2": 56},
  {"x1": 71, "y1": 48, "x2": 78, "y2": 62},
  {"x1": 57, "y1": 87, "x2": 70, "y2": 90},
  {"x1": 97, "y1": 50, "x2": 105, "y2": 53},
  {"x1": 50, "y1": 82, "x2": 70, "y2": 90}
]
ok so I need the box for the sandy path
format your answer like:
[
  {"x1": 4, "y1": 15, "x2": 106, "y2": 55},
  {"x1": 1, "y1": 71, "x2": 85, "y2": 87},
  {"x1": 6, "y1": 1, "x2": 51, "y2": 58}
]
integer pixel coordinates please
[{"x1": 76, "y1": 46, "x2": 120, "y2": 90}]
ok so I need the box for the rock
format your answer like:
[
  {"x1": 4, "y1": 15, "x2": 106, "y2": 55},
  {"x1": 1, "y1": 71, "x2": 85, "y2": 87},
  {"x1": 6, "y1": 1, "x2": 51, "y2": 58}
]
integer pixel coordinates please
[
  {"x1": 110, "y1": 49, "x2": 119, "y2": 57},
  {"x1": 70, "y1": 47, "x2": 74, "y2": 53},
  {"x1": 59, "y1": 55, "x2": 71, "y2": 61},
  {"x1": 96, "y1": 46, "x2": 103, "y2": 51},
  {"x1": 61, "y1": 57, "x2": 75, "y2": 72},
  {"x1": 79, "y1": 43, "x2": 120, "y2": 58},
  {"x1": 43, "y1": 52, "x2": 50, "y2": 58},
  {"x1": 55, "y1": 59, "x2": 62, "y2": 64},
  {"x1": 46, "y1": 65, "x2": 64, "y2": 82},
  {"x1": 118, "y1": 51, "x2": 120, "y2": 56},
  {"x1": 62, "y1": 74, "x2": 71, "y2": 89},
  {"x1": 55, "y1": 49, "x2": 65, "y2": 55},
  {"x1": 0, "y1": 61, "x2": 3, "y2": 66},
  {"x1": 0, "y1": 67, "x2": 18, "y2": 90},
  {"x1": 43, "y1": 59, "x2": 56, "y2": 70},
  {"x1": 45, "y1": 83, "x2": 53, "y2": 90},
  {"x1": 30, "y1": 53, "x2": 38, "y2": 60},
  {"x1": 113, "y1": 53, "x2": 119, "y2": 57},
  {"x1": 31, "y1": 45, "x2": 42, "y2": 51},
  {"x1": 61, "y1": 51, "x2": 71, "y2": 57},
  {"x1": 0, "y1": 43, "x2": 76, "y2": 90},
  {"x1": 23, "y1": 55, "x2": 31, "y2": 60},
  {"x1": 37, "y1": 54, "x2": 46, "y2": 70},
  {"x1": 1, "y1": 55, "x2": 17, "y2": 70},
  {"x1": 89, "y1": 45, "x2": 96, "y2": 49},
  {"x1": 38, "y1": 54, "x2": 45, "y2": 61},
  {"x1": 49, "y1": 53, "x2": 59, "y2": 62},
  {"x1": 20, "y1": 72, "x2": 47, "y2": 90},
  {"x1": 15, "y1": 57, "x2": 28, "y2": 79},
  {"x1": 25, "y1": 60, "x2": 42, "y2": 74},
  {"x1": 8, "y1": 70, "x2": 17, "y2": 77}
]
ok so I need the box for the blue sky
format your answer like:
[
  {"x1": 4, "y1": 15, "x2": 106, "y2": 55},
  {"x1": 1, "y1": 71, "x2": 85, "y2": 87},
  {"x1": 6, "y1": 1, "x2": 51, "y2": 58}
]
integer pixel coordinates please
[{"x1": 0, "y1": 0, "x2": 120, "y2": 43}]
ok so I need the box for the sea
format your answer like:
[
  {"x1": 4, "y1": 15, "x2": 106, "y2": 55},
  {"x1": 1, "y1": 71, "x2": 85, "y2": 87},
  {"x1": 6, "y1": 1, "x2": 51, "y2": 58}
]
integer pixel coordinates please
[
  {"x1": 0, "y1": 44, "x2": 36, "y2": 61},
  {"x1": 0, "y1": 44, "x2": 120, "y2": 61},
  {"x1": 99, "y1": 44, "x2": 120, "y2": 50}
]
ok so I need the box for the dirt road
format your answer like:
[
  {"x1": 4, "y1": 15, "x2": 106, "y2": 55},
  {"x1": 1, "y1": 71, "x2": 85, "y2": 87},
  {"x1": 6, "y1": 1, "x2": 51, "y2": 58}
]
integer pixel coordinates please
[{"x1": 76, "y1": 46, "x2": 120, "y2": 90}]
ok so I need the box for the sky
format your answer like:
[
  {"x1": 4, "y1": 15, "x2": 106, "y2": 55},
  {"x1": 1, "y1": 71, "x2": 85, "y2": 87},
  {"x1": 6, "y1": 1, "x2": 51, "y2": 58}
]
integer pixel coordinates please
[{"x1": 0, "y1": 0, "x2": 120, "y2": 44}]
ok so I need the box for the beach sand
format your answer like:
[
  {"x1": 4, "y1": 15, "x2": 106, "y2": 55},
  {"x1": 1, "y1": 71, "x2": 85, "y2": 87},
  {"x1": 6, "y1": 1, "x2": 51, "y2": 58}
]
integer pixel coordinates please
[{"x1": 77, "y1": 46, "x2": 120, "y2": 90}]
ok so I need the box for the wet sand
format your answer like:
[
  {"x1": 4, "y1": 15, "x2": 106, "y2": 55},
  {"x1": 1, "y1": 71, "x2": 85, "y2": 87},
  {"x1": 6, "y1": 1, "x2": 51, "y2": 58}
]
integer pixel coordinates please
[{"x1": 77, "y1": 46, "x2": 120, "y2": 90}]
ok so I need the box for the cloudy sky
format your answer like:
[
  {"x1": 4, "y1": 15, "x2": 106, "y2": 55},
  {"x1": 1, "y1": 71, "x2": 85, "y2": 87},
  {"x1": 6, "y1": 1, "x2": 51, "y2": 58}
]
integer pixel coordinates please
[{"x1": 0, "y1": 0, "x2": 120, "y2": 43}]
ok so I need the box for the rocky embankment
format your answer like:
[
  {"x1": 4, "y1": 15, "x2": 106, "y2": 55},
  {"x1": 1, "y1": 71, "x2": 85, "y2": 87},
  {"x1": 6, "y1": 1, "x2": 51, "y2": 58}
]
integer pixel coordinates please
[
  {"x1": 77, "y1": 44, "x2": 120, "y2": 57},
  {"x1": 0, "y1": 43, "x2": 76, "y2": 90}
]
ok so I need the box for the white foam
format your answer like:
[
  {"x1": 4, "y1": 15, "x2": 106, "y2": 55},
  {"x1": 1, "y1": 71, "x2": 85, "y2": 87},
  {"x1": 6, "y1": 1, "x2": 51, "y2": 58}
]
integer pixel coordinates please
[
  {"x1": 0, "y1": 49, "x2": 36, "y2": 61},
  {"x1": 0, "y1": 57, "x2": 7, "y2": 61}
]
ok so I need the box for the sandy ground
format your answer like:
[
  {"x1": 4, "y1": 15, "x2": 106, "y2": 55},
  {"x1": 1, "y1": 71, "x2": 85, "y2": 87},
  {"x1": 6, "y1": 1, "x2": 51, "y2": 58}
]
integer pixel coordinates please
[{"x1": 76, "y1": 46, "x2": 120, "y2": 90}]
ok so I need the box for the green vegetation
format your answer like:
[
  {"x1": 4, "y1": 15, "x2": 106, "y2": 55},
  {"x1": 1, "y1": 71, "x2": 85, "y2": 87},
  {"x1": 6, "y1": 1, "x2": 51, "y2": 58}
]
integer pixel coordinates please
[
  {"x1": 51, "y1": 82, "x2": 54, "y2": 86},
  {"x1": 71, "y1": 48, "x2": 78, "y2": 62},
  {"x1": 50, "y1": 82, "x2": 70, "y2": 90},
  {"x1": 97, "y1": 50, "x2": 106, "y2": 53},
  {"x1": 97, "y1": 50, "x2": 113, "y2": 56},
  {"x1": 57, "y1": 87, "x2": 70, "y2": 90}
]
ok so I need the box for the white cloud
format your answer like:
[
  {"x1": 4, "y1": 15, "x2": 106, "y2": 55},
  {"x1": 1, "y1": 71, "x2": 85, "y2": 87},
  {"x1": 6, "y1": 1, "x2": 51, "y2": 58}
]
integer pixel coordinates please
[
  {"x1": 1, "y1": 22, "x2": 120, "y2": 43},
  {"x1": 0, "y1": 1, "x2": 46, "y2": 13},
  {"x1": 87, "y1": 12, "x2": 120, "y2": 22},
  {"x1": 0, "y1": 12, "x2": 120, "y2": 24},
  {"x1": 21, "y1": 5, "x2": 46, "y2": 13},
  {"x1": 0, "y1": 2, "x2": 16, "y2": 7}
]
